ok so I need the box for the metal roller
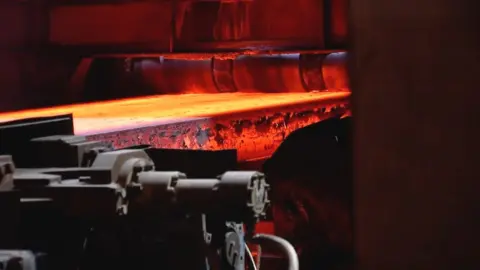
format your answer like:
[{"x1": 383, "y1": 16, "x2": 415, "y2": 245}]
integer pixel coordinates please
[
  {"x1": 132, "y1": 58, "x2": 220, "y2": 94},
  {"x1": 132, "y1": 169, "x2": 270, "y2": 221},
  {"x1": 232, "y1": 54, "x2": 308, "y2": 93},
  {"x1": 117, "y1": 52, "x2": 348, "y2": 95},
  {"x1": 322, "y1": 52, "x2": 349, "y2": 90}
]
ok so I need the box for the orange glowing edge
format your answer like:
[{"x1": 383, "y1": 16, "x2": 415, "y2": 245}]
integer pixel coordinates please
[{"x1": 0, "y1": 92, "x2": 350, "y2": 161}]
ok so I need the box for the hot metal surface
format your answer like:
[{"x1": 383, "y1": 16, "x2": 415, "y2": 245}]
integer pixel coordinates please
[{"x1": 0, "y1": 92, "x2": 350, "y2": 161}]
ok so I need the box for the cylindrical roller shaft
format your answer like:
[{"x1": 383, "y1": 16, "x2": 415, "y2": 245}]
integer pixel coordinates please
[
  {"x1": 132, "y1": 58, "x2": 220, "y2": 94},
  {"x1": 322, "y1": 52, "x2": 348, "y2": 90},
  {"x1": 232, "y1": 54, "x2": 307, "y2": 93},
  {"x1": 174, "y1": 179, "x2": 220, "y2": 211},
  {"x1": 83, "y1": 53, "x2": 348, "y2": 98},
  {"x1": 130, "y1": 171, "x2": 185, "y2": 216},
  {"x1": 133, "y1": 170, "x2": 270, "y2": 221}
]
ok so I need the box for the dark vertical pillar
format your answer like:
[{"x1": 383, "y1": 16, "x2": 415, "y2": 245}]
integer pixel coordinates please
[{"x1": 350, "y1": 0, "x2": 480, "y2": 269}]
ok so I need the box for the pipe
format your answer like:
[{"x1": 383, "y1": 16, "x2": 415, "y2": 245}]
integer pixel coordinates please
[
  {"x1": 245, "y1": 244, "x2": 258, "y2": 270},
  {"x1": 251, "y1": 234, "x2": 299, "y2": 270}
]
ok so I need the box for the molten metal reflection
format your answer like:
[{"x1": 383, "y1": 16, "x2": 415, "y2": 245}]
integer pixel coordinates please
[
  {"x1": 0, "y1": 92, "x2": 348, "y2": 134},
  {"x1": 0, "y1": 92, "x2": 350, "y2": 161}
]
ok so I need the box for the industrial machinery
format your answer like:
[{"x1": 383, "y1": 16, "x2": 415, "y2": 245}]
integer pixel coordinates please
[
  {"x1": 0, "y1": 0, "x2": 350, "y2": 269},
  {"x1": 0, "y1": 0, "x2": 350, "y2": 166},
  {"x1": 0, "y1": 0, "x2": 350, "y2": 159},
  {"x1": 1, "y1": 1, "x2": 476, "y2": 270},
  {"x1": 0, "y1": 0, "x2": 348, "y2": 111},
  {"x1": 0, "y1": 114, "x2": 300, "y2": 270}
]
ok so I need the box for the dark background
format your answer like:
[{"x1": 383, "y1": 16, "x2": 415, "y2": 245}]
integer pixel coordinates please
[{"x1": 350, "y1": 0, "x2": 480, "y2": 269}]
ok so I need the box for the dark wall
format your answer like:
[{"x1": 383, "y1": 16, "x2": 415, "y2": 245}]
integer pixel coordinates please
[
  {"x1": 351, "y1": 0, "x2": 480, "y2": 269},
  {"x1": 0, "y1": 3, "x2": 80, "y2": 112}
]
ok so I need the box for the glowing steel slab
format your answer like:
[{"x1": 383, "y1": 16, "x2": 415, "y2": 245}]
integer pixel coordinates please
[{"x1": 0, "y1": 92, "x2": 350, "y2": 161}]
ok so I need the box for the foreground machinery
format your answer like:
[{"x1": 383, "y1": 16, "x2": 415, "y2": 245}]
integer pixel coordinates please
[
  {"x1": 0, "y1": 0, "x2": 349, "y2": 269},
  {"x1": 0, "y1": 115, "x2": 300, "y2": 270}
]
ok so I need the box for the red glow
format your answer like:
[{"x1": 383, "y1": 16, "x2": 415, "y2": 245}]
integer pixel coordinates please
[{"x1": 0, "y1": 92, "x2": 350, "y2": 161}]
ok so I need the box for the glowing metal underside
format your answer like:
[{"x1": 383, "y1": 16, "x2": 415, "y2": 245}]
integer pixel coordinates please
[{"x1": 0, "y1": 92, "x2": 350, "y2": 161}]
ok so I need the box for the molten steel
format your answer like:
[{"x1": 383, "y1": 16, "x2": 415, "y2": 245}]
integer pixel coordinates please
[{"x1": 0, "y1": 92, "x2": 350, "y2": 161}]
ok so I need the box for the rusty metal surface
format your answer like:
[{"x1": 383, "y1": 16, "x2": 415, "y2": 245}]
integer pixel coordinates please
[
  {"x1": 82, "y1": 93, "x2": 350, "y2": 161},
  {"x1": 87, "y1": 102, "x2": 349, "y2": 161},
  {"x1": 0, "y1": 92, "x2": 350, "y2": 161}
]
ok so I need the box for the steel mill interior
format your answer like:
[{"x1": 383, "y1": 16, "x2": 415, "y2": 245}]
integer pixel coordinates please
[{"x1": 0, "y1": 0, "x2": 478, "y2": 270}]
